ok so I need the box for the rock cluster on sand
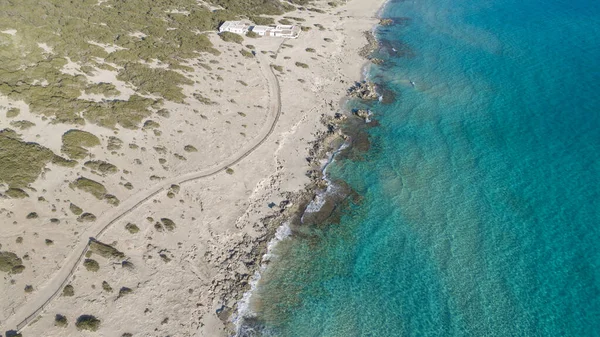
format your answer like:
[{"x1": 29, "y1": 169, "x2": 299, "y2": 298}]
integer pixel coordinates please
[{"x1": 347, "y1": 81, "x2": 379, "y2": 100}]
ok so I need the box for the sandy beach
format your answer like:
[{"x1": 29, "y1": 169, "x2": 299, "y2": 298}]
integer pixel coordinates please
[{"x1": 0, "y1": 0, "x2": 387, "y2": 335}]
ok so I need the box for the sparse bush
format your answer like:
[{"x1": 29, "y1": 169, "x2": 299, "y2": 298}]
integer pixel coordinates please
[
  {"x1": 5, "y1": 188, "x2": 29, "y2": 198},
  {"x1": 295, "y1": 62, "x2": 309, "y2": 68},
  {"x1": 76, "y1": 315, "x2": 101, "y2": 331},
  {"x1": 69, "y1": 203, "x2": 83, "y2": 215},
  {"x1": 84, "y1": 160, "x2": 118, "y2": 174},
  {"x1": 118, "y1": 287, "x2": 133, "y2": 298},
  {"x1": 246, "y1": 31, "x2": 259, "y2": 38},
  {"x1": 240, "y1": 49, "x2": 254, "y2": 58},
  {"x1": 219, "y1": 32, "x2": 244, "y2": 44},
  {"x1": 26, "y1": 212, "x2": 38, "y2": 219},
  {"x1": 184, "y1": 145, "x2": 198, "y2": 152},
  {"x1": 161, "y1": 218, "x2": 176, "y2": 231},
  {"x1": 305, "y1": 48, "x2": 316, "y2": 53},
  {"x1": 125, "y1": 223, "x2": 139, "y2": 234},
  {"x1": 24, "y1": 285, "x2": 34, "y2": 293},
  {"x1": 0, "y1": 251, "x2": 24, "y2": 273},
  {"x1": 61, "y1": 129, "x2": 100, "y2": 159},
  {"x1": 89, "y1": 239, "x2": 125, "y2": 259},
  {"x1": 77, "y1": 212, "x2": 97, "y2": 222},
  {"x1": 70, "y1": 177, "x2": 107, "y2": 200},
  {"x1": 55, "y1": 314, "x2": 68, "y2": 327},
  {"x1": 6, "y1": 108, "x2": 20, "y2": 118},
  {"x1": 102, "y1": 281, "x2": 113, "y2": 292},
  {"x1": 62, "y1": 284, "x2": 75, "y2": 296},
  {"x1": 226, "y1": 167, "x2": 234, "y2": 174},
  {"x1": 83, "y1": 259, "x2": 100, "y2": 272}
]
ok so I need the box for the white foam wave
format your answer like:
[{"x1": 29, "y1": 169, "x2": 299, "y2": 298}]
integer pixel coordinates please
[{"x1": 233, "y1": 221, "x2": 292, "y2": 335}]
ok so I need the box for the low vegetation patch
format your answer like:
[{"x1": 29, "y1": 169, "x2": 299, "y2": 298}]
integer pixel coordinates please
[
  {"x1": 76, "y1": 315, "x2": 101, "y2": 331},
  {"x1": 102, "y1": 281, "x2": 113, "y2": 292},
  {"x1": 0, "y1": 251, "x2": 25, "y2": 274},
  {"x1": 70, "y1": 178, "x2": 117, "y2": 205},
  {"x1": 77, "y1": 212, "x2": 97, "y2": 222},
  {"x1": 61, "y1": 129, "x2": 100, "y2": 159},
  {"x1": 125, "y1": 223, "x2": 140, "y2": 234},
  {"x1": 62, "y1": 284, "x2": 75, "y2": 297},
  {"x1": 55, "y1": 314, "x2": 68, "y2": 327},
  {"x1": 295, "y1": 62, "x2": 309, "y2": 68},
  {"x1": 83, "y1": 259, "x2": 100, "y2": 272},
  {"x1": 4, "y1": 188, "x2": 29, "y2": 198},
  {"x1": 219, "y1": 31, "x2": 244, "y2": 44},
  {"x1": 0, "y1": 131, "x2": 67, "y2": 188},
  {"x1": 69, "y1": 203, "x2": 83, "y2": 215},
  {"x1": 161, "y1": 218, "x2": 176, "y2": 231},
  {"x1": 184, "y1": 145, "x2": 198, "y2": 152},
  {"x1": 89, "y1": 239, "x2": 125, "y2": 260},
  {"x1": 84, "y1": 160, "x2": 118, "y2": 174}
]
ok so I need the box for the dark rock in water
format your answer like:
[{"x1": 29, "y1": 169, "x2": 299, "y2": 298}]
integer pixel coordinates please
[
  {"x1": 370, "y1": 58, "x2": 384, "y2": 65},
  {"x1": 380, "y1": 38, "x2": 416, "y2": 59},
  {"x1": 380, "y1": 18, "x2": 394, "y2": 26},
  {"x1": 380, "y1": 87, "x2": 397, "y2": 105},
  {"x1": 353, "y1": 109, "x2": 371, "y2": 120}
]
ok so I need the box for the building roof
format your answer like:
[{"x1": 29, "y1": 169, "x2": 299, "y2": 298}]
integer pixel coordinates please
[{"x1": 219, "y1": 21, "x2": 249, "y2": 31}]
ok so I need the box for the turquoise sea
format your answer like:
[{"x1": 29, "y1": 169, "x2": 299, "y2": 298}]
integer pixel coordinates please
[{"x1": 240, "y1": 0, "x2": 600, "y2": 335}]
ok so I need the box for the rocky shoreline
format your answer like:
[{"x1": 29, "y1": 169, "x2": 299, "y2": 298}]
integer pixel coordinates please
[{"x1": 219, "y1": 27, "x2": 386, "y2": 337}]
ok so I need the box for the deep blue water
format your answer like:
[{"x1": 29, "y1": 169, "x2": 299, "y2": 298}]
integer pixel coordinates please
[{"x1": 244, "y1": 0, "x2": 600, "y2": 335}]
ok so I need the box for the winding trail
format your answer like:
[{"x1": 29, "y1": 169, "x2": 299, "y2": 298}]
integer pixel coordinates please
[{"x1": 3, "y1": 54, "x2": 282, "y2": 333}]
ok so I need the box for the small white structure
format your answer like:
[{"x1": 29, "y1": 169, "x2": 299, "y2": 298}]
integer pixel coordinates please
[
  {"x1": 219, "y1": 21, "x2": 250, "y2": 35},
  {"x1": 250, "y1": 25, "x2": 301, "y2": 39}
]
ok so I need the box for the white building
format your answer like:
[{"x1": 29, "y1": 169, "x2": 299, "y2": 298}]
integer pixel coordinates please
[
  {"x1": 250, "y1": 25, "x2": 301, "y2": 39},
  {"x1": 219, "y1": 21, "x2": 250, "y2": 35}
]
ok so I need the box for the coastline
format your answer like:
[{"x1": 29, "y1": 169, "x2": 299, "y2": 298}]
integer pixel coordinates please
[
  {"x1": 230, "y1": 0, "x2": 389, "y2": 335},
  {"x1": 0, "y1": 0, "x2": 388, "y2": 336}
]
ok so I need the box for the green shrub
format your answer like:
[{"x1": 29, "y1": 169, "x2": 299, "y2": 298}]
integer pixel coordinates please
[
  {"x1": 0, "y1": 251, "x2": 24, "y2": 273},
  {"x1": 246, "y1": 31, "x2": 259, "y2": 38},
  {"x1": 305, "y1": 48, "x2": 316, "y2": 53},
  {"x1": 61, "y1": 129, "x2": 100, "y2": 159},
  {"x1": 125, "y1": 223, "x2": 140, "y2": 234},
  {"x1": 70, "y1": 177, "x2": 107, "y2": 200},
  {"x1": 226, "y1": 167, "x2": 234, "y2": 174},
  {"x1": 240, "y1": 49, "x2": 254, "y2": 58},
  {"x1": 89, "y1": 239, "x2": 125, "y2": 259},
  {"x1": 77, "y1": 213, "x2": 97, "y2": 222},
  {"x1": 295, "y1": 62, "x2": 309, "y2": 68},
  {"x1": 184, "y1": 145, "x2": 198, "y2": 152},
  {"x1": 160, "y1": 218, "x2": 176, "y2": 231},
  {"x1": 6, "y1": 108, "x2": 20, "y2": 118},
  {"x1": 76, "y1": 315, "x2": 101, "y2": 331},
  {"x1": 10, "y1": 120, "x2": 35, "y2": 130},
  {"x1": 69, "y1": 203, "x2": 83, "y2": 215},
  {"x1": 0, "y1": 132, "x2": 59, "y2": 188},
  {"x1": 62, "y1": 284, "x2": 75, "y2": 297},
  {"x1": 219, "y1": 32, "x2": 244, "y2": 44},
  {"x1": 55, "y1": 314, "x2": 68, "y2": 327},
  {"x1": 83, "y1": 259, "x2": 100, "y2": 272},
  {"x1": 84, "y1": 160, "x2": 118, "y2": 174},
  {"x1": 102, "y1": 281, "x2": 113, "y2": 292},
  {"x1": 4, "y1": 188, "x2": 29, "y2": 198}
]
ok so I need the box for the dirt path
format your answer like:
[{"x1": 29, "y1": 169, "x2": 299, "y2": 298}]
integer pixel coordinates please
[{"x1": 2, "y1": 54, "x2": 281, "y2": 334}]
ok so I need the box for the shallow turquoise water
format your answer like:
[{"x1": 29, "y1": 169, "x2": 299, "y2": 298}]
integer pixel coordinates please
[{"x1": 245, "y1": 0, "x2": 600, "y2": 335}]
